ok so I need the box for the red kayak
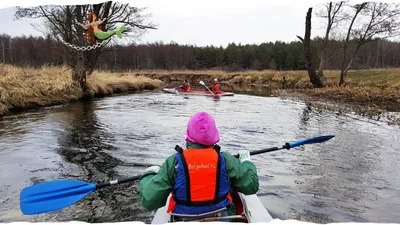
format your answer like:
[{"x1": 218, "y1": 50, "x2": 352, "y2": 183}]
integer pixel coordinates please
[{"x1": 163, "y1": 88, "x2": 234, "y2": 96}]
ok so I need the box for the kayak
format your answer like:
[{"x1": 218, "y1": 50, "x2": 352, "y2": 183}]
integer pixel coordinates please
[
  {"x1": 163, "y1": 88, "x2": 234, "y2": 96},
  {"x1": 151, "y1": 191, "x2": 273, "y2": 223}
]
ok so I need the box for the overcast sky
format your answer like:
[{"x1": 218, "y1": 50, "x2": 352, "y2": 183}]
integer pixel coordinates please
[{"x1": 0, "y1": 0, "x2": 398, "y2": 47}]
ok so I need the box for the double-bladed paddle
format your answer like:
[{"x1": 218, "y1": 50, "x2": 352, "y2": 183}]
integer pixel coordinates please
[
  {"x1": 20, "y1": 134, "x2": 335, "y2": 215},
  {"x1": 199, "y1": 80, "x2": 215, "y2": 96}
]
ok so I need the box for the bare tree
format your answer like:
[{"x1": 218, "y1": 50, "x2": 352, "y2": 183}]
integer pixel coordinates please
[
  {"x1": 14, "y1": 1, "x2": 156, "y2": 93},
  {"x1": 9, "y1": 38, "x2": 13, "y2": 64},
  {"x1": 339, "y1": 2, "x2": 400, "y2": 85},
  {"x1": 316, "y1": 1, "x2": 346, "y2": 78},
  {"x1": 0, "y1": 34, "x2": 12, "y2": 64},
  {"x1": 1, "y1": 39, "x2": 4, "y2": 63},
  {"x1": 297, "y1": 8, "x2": 324, "y2": 88}
]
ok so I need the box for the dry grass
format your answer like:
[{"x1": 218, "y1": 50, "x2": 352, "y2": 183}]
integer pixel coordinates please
[
  {"x1": 0, "y1": 64, "x2": 82, "y2": 117},
  {"x1": 130, "y1": 68, "x2": 400, "y2": 89},
  {"x1": 131, "y1": 68, "x2": 400, "y2": 115},
  {"x1": 1, "y1": 64, "x2": 399, "y2": 119},
  {"x1": 302, "y1": 70, "x2": 400, "y2": 113},
  {"x1": 86, "y1": 71, "x2": 163, "y2": 97},
  {"x1": 0, "y1": 64, "x2": 163, "y2": 117}
]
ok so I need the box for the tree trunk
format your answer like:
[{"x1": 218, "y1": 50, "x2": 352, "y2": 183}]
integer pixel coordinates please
[
  {"x1": 73, "y1": 51, "x2": 88, "y2": 90},
  {"x1": 60, "y1": 3, "x2": 112, "y2": 96},
  {"x1": 70, "y1": 3, "x2": 113, "y2": 95},
  {"x1": 393, "y1": 44, "x2": 397, "y2": 67},
  {"x1": 1, "y1": 39, "x2": 4, "y2": 63},
  {"x1": 298, "y1": 8, "x2": 323, "y2": 88},
  {"x1": 381, "y1": 41, "x2": 385, "y2": 68},
  {"x1": 71, "y1": 5, "x2": 87, "y2": 91},
  {"x1": 339, "y1": 40, "x2": 350, "y2": 86},
  {"x1": 9, "y1": 39, "x2": 13, "y2": 64},
  {"x1": 375, "y1": 40, "x2": 380, "y2": 68},
  {"x1": 318, "y1": 55, "x2": 325, "y2": 77},
  {"x1": 114, "y1": 48, "x2": 117, "y2": 70},
  {"x1": 341, "y1": 45, "x2": 360, "y2": 85},
  {"x1": 339, "y1": 3, "x2": 365, "y2": 86},
  {"x1": 318, "y1": 2, "x2": 333, "y2": 78},
  {"x1": 343, "y1": 54, "x2": 355, "y2": 77}
]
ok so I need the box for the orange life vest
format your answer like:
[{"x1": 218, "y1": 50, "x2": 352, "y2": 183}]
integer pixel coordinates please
[
  {"x1": 208, "y1": 82, "x2": 220, "y2": 93},
  {"x1": 167, "y1": 146, "x2": 232, "y2": 215},
  {"x1": 214, "y1": 82, "x2": 220, "y2": 92}
]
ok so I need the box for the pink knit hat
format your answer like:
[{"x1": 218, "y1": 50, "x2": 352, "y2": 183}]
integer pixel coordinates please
[{"x1": 185, "y1": 112, "x2": 220, "y2": 146}]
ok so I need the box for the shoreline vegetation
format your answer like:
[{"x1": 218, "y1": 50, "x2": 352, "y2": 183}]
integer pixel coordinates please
[
  {"x1": 134, "y1": 68, "x2": 400, "y2": 126},
  {"x1": 1, "y1": 64, "x2": 399, "y2": 125},
  {"x1": 0, "y1": 64, "x2": 164, "y2": 117}
]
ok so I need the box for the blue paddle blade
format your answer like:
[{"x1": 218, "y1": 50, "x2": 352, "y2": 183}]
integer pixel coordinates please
[
  {"x1": 20, "y1": 180, "x2": 96, "y2": 215},
  {"x1": 289, "y1": 135, "x2": 335, "y2": 148}
]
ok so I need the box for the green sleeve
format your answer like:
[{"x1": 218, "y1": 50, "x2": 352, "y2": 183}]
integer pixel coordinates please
[
  {"x1": 138, "y1": 154, "x2": 177, "y2": 211},
  {"x1": 222, "y1": 152, "x2": 259, "y2": 195}
]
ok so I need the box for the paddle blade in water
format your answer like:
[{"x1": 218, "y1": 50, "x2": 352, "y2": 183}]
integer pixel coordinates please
[
  {"x1": 288, "y1": 135, "x2": 335, "y2": 148},
  {"x1": 20, "y1": 180, "x2": 96, "y2": 215}
]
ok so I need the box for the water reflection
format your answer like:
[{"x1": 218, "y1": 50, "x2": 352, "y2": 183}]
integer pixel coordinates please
[
  {"x1": 44, "y1": 100, "x2": 150, "y2": 223},
  {"x1": 289, "y1": 104, "x2": 398, "y2": 223},
  {"x1": 55, "y1": 100, "x2": 122, "y2": 180}
]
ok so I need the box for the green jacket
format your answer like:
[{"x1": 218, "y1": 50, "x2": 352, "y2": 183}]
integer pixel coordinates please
[{"x1": 138, "y1": 142, "x2": 259, "y2": 212}]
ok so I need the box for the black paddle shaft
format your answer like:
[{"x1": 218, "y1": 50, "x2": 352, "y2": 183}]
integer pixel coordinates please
[
  {"x1": 96, "y1": 175, "x2": 142, "y2": 189},
  {"x1": 233, "y1": 143, "x2": 291, "y2": 158}
]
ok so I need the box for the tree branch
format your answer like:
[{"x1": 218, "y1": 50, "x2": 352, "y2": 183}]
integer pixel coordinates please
[
  {"x1": 296, "y1": 35, "x2": 304, "y2": 43},
  {"x1": 111, "y1": 20, "x2": 156, "y2": 29}
]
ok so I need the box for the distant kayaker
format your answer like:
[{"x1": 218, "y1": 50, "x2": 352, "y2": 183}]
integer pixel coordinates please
[
  {"x1": 138, "y1": 112, "x2": 259, "y2": 220},
  {"x1": 177, "y1": 79, "x2": 190, "y2": 91},
  {"x1": 207, "y1": 78, "x2": 220, "y2": 93}
]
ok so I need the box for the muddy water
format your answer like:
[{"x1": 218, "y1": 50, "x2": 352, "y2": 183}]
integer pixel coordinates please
[{"x1": 0, "y1": 86, "x2": 399, "y2": 223}]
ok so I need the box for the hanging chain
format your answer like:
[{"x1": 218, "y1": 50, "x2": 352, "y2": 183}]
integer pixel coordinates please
[{"x1": 57, "y1": 35, "x2": 108, "y2": 51}]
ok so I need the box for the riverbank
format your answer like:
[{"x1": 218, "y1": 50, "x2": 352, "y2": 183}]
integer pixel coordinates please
[
  {"x1": 133, "y1": 68, "x2": 400, "y2": 125},
  {"x1": 0, "y1": 64, "x2": 163, "y2": 117},
  {"x1": 1, "y1": 65, "x2": 399, "y2": 125}
]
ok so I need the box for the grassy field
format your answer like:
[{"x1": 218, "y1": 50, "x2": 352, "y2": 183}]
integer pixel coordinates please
[{"x1": 0, "y1": 64, "x2": 163, "y2": 117}]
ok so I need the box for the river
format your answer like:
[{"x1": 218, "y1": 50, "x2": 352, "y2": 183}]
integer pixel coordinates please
[{"x1": 0, "y1": 86, "x2": 399, "y2": 223}]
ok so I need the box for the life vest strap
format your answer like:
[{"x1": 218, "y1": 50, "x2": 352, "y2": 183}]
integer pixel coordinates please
[
  {"x1": 170, "y1": 206, "x2": 227, "y2": 218},
  {"x1": 174, "y1": 144, "x2": 221, "y2": 153},
  {"x1": 176, "y1": 147, "x2": 191, "y2": 203},
  {"x1": 175, "y1": 145, "x2": 184, "y2": 153},
  {"x1": 170, "y1": 207, "x2": 229, "y2": 222},
  {"x1": 176, "y1": 215, "x2": 245, "y2": 222},
  {"x1": 173, "y1": 193, "x2": 229, "y2": 206},
  {"x1": 214, "y1": 146, "x2": 222, "y2": 202}
]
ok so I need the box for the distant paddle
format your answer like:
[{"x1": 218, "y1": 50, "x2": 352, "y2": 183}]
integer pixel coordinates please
[
  {"x1": 199, "y1": 80, "x2": 215, "y2": 96},
  {"x1": 20, "y1": 135, "x2": 334, "y2": 215},
  {"x1": 174, "y1": 86, "x2": 179, "y2": 95},
  {"x1": 233, "y1": 135, "x2": 335, "y2": 157}
]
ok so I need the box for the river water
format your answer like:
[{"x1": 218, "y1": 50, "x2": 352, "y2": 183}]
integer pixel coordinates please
[{"x1": 0, "y1": 86, "x2": 399, "y2": 223}]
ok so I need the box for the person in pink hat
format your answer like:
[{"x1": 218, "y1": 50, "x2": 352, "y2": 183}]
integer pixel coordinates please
[{"x1": 138, "y1": 111, "x2": 259, "y2": 221}]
